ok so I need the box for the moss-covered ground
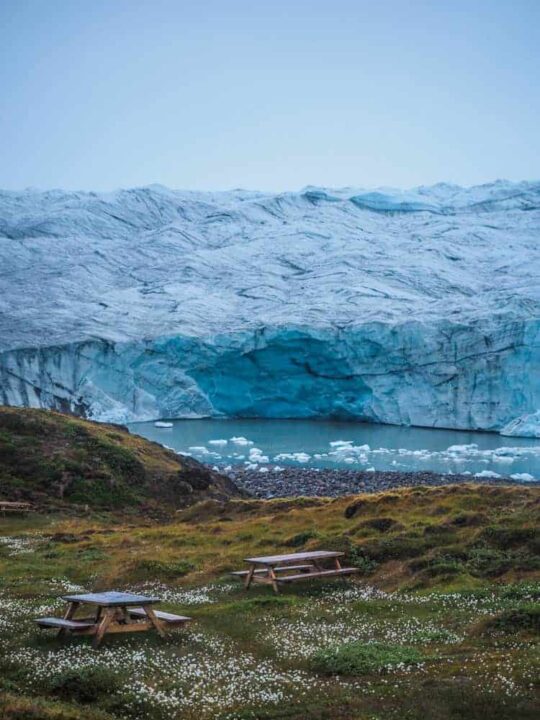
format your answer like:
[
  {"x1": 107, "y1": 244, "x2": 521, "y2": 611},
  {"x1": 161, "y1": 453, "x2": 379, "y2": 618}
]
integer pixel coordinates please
[
  {"x1": 0, "y1": 407, "x2": 238, "y2": 513},
  {"x1": 0, "y1": 483, "x2": 538, "y2": 719}
]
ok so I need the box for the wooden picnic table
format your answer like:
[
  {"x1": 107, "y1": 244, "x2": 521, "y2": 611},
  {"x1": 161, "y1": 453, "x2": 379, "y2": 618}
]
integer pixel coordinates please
[
  {"x1": 0, "y1": 501, "x2": 31, "y2": 516},
  {"x1": 236, "y1": 550, "x2": 359, "y2": 593},
  {"x1": 35, "y1": 591, "x2": 191, "y2": 647}
]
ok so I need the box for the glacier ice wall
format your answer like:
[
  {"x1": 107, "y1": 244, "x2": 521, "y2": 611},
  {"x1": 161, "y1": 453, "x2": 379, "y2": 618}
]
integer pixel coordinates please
[
  {"x1": 0, "y1": 181, "x2": 539, "y2": 432},
  {"x1": 1, "y1": 320, "x2": 538, "y2": 432}
]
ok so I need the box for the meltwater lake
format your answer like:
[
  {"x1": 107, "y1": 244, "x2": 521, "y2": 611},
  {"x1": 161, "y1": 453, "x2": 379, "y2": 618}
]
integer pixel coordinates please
[{"x1": 128, "y1": 419, "x2": 540, "y2": 481}]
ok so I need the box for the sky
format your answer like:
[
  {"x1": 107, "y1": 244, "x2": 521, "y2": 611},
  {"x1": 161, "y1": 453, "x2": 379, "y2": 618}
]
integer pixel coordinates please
[{"x1": 0, "y1": 0, "x2": 539, "y2": 192}]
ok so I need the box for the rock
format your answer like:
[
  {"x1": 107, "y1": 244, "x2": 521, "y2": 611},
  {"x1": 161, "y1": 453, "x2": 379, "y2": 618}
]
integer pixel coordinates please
[{"x1": 226, "y1": 465, "x2": 525, "y2": 500}]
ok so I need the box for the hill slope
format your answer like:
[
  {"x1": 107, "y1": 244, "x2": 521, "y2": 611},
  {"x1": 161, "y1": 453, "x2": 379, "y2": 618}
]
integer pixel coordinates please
[
  {"x1": 0, "y1": 182, "x2": 539, "y2": 432},
  {"x1": 0, "y1": 482, "x2": 538, "y2": 719},
  {"x1": 0, "y1": 407, "x2": 240, "y2": 511}
]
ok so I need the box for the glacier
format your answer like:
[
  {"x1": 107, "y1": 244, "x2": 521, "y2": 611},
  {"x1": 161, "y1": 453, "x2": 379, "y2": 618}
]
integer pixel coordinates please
[{"x1": 0, "y1": 181, "x2": 539, "y2": 434}]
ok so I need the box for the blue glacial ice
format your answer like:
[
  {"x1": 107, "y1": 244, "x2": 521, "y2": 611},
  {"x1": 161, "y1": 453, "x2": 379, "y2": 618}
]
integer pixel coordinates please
[
  {"x1": 500, "y1": 411, "x2": 540, "y2": 438},
  {"x1": 0, "y1": 181, "x2": 539, "y2": 435}
]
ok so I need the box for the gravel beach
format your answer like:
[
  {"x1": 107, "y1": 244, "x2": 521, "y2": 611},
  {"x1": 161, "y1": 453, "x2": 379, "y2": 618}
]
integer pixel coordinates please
[{"x1": 219, "y1": 465, "x2": 529, "y2": 499}]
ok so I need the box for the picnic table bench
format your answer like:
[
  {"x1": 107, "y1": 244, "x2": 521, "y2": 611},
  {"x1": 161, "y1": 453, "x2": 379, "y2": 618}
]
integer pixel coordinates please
[
  {"x1": 35, "y1": 591, "x2": 191, "y2": 647},
  {"x1": 233, "y1": 551, "x2": 359, "y2": 593},
  {"x1": 0, "y1": 501, "x2": 31, "y2": 516}
]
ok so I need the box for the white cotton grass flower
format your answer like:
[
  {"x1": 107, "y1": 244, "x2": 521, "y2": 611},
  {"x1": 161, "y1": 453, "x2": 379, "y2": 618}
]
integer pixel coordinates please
[
  {"x1": 0, "y1": 573, "x2": 537, "y2": 717},
  {"x1": 0, "y1": 534, "x2": 44, "y2": 556}
]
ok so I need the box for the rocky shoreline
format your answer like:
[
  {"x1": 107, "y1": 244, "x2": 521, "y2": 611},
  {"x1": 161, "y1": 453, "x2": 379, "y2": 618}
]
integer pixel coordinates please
[{"x1": 217, "y1": 465, "x2": 530, "y2": 499}]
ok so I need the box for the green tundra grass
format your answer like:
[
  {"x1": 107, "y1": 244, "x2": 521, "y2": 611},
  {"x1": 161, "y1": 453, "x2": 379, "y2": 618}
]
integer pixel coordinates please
[{"x1": 1, "y1": 482, "x2": 539, "y2": 720}]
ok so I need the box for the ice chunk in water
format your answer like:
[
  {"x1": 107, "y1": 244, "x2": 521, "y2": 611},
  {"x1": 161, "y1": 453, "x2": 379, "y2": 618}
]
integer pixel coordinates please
[{"x1": 510, "y1": 472, "x2": 536, "y2": 482}]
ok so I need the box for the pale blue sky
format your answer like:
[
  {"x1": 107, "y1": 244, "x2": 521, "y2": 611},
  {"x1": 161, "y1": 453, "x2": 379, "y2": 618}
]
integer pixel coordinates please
[{"x1": 1, "y1": 0, "x2": 539, "y2": 191}]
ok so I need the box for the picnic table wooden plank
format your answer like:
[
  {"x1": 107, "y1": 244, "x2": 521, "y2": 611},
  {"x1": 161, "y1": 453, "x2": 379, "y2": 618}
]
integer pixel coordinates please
[
  {"x1": 0, "y1": 501, "x2": 31, "y2": 515},
  {"x1": 128, "y1": 607, "x2": 191, "y2": 624},
  {"x1": 35, "y1": 618, "x2": 95, "y2": 630},
  {"x1": 231, "y1": 564, "x2": 314, "y2": 577},
  {"x1": 244, "y1": 550, "x2": 344, "y2": 564},
  {"x1": 277, "y1": 567, "x2": 360, "y2": 582},
  {"x1": 61, "y1": 591, "x2": 160, "y2": 606}
]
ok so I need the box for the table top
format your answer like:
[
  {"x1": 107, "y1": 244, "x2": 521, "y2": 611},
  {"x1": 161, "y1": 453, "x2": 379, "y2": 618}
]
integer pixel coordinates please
[
  {"x1": 245, "y1": 550, "x2": 344, "y2": 565},
  {"x1": 61, "y1": 591, "x2": 160, "y2": 606}
]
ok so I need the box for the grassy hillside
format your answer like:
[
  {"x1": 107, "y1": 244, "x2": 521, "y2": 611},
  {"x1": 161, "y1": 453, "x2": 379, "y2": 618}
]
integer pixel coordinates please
[
  {"x1": 0, "y1": 483, "x2": 538, "y2": 719},
  {"x1": 0, "y1": 407, "x2": 241, "y2": 512},
  {"x1": 3, "y1": 483, "x2": 537, "y2": 591}
]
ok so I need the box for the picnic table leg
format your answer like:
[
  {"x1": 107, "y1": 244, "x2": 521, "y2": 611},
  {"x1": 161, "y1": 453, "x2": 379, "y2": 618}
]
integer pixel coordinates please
[
  {"x1": 143, "y1": 605, "x2": 166, "y2": 638},
  {"x1": 93, "y1": 608, "x2": 115, "y2": 648},
  {"x1": 119, "y1": 605, "x2": 132, "y2": 624},
  {"x1": 58, "y1": 601, "x2": 79, "y2": 638},
  {"x1": 268, "y1": 566, "x2": 279, "y2": 594},
  {"x1": 244, "y1": 563, "x2": 256, "y2": 590},
  {"x1": 333, "y1": 556, "x2": 349, "y2": 584}
]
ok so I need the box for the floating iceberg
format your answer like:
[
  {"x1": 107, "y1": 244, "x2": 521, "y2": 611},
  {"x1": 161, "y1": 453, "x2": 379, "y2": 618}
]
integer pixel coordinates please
[
  {"x1": 249, "y1": 447, "x2": 270, "y2": 463},
  {"x1": 0, "y1": 182, "x2": 538, "y2": 436},
  {"x1": 510, "y1": 472, "x2": 535, "y2": 482},
  {"x1": 500, "y1": 411, "x2": 540, "y2": 438}
]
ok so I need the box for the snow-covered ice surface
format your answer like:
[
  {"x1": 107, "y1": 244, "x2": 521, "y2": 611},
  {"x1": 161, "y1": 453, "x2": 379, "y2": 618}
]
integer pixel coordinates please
[{"x1": 0, "y1": 181, "x2": 539, "y2": 433}]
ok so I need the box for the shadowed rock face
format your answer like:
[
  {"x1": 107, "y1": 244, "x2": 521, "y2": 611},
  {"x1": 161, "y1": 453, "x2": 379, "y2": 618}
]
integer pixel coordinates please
[{"x1": 0, "y1": 182, "x2": 539, "y2": 432}]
